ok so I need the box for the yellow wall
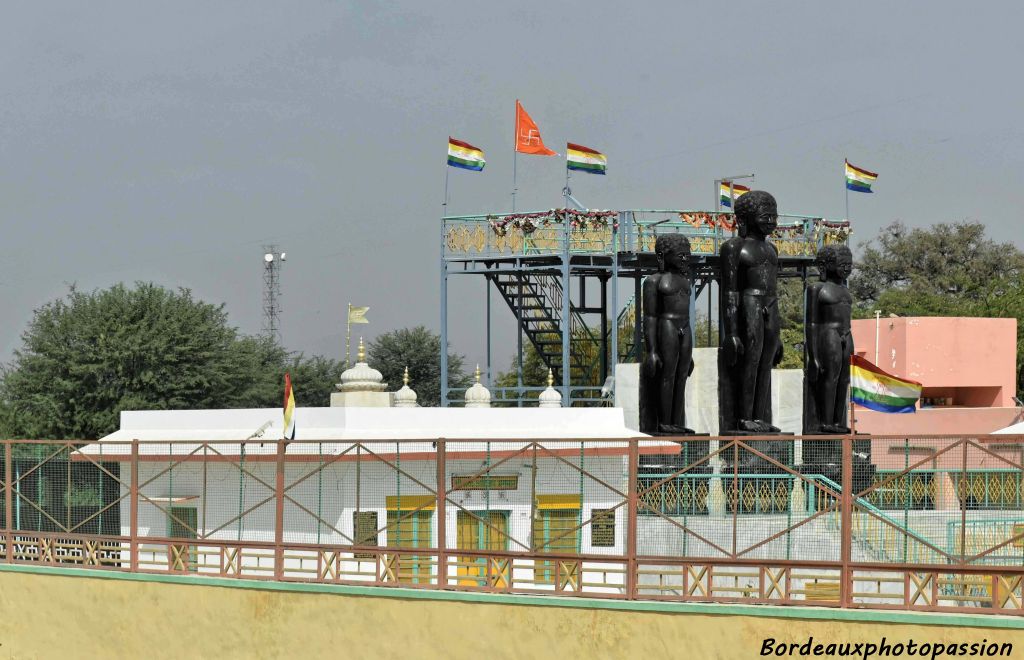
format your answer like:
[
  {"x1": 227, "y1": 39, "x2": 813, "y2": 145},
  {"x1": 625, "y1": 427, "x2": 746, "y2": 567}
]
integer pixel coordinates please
[{"x1": 1, "y1": 568, "x2": 1022, "y2": 659}]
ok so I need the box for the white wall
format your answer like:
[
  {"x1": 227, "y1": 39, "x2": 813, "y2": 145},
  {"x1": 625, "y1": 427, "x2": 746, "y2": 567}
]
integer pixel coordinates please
[{"x1": 119, "y1": 453, "x2": 630, "y2": 589}]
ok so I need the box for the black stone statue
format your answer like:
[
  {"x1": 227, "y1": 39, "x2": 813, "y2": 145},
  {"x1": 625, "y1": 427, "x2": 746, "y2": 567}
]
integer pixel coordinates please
[
  {"x1": 799, "y1": 244, "x2": 876, "y2": 491},
  {"x1": 641, "y1": 234, "x2": 695, "y2": 435},
  {"x1": 718, "y1": 190, "x2": 783, "y2": 435},
  {"x1": 804, "y1": 245, "x2": 854, "y2": 434}
]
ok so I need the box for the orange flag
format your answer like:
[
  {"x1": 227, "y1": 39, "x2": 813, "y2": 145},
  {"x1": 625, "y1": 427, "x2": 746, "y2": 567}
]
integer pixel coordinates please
[{"x1": 515, "y1": 100, "x2": 557, "y2": 156}]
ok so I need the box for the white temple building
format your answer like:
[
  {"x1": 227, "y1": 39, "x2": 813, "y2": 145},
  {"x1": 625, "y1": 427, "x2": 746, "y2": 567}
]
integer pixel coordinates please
[{"x1": 81, "y1": 353, "x2": 683, "y2": 589}]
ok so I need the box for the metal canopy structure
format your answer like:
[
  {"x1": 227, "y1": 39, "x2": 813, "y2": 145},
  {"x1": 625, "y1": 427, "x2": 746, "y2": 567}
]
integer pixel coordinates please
[{"x1": 439, "y1": 209, "x2": 852, "y2": 407}]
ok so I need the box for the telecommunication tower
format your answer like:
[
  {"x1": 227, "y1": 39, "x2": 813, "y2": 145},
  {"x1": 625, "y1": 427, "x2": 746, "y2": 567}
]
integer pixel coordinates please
[{"x1": 262, "y1": 246, "x2": 286, "y2": 342}]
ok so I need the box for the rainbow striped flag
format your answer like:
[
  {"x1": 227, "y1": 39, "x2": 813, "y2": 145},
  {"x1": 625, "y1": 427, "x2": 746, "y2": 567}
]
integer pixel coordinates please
[
  {"x1": 283, "y1": 372, "x2": 296, "y2": 440},
  {"x1": 566, "y1": 143, "x2": 606, "y2": 175},
  {"x1": 845, "y1": 160, "x2": 877, "y2": 193},
  {"x1": 447, "y1": 137, "x2": 485, "y2": 171},
  {"x1": 719, "y1": 182, "x2": 751, "y2": 207},
  {"x1": 850, "y1": 355, "x2": 921, "y2": 413}
]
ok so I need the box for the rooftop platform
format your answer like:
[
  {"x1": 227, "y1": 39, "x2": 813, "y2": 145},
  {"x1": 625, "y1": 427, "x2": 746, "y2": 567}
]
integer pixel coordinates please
[
  {"x1": 438, "y1": 208, "x2": 852, "y2": 405},
  {"x1": 442, "y1": 208, "x2": 851, "y2": 269}
]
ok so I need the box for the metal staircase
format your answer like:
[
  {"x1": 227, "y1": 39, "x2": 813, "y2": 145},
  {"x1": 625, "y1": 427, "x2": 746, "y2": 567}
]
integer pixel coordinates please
[
  {"x1": 490, "y1": 272, "x2": 604, "y2": 384},
  {"x1": 616, "y1": 295, "x2": 640, "y2": 363}
]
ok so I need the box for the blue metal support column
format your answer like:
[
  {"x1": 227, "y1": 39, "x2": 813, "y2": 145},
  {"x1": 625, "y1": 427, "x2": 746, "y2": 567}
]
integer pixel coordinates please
[
  {"x1": 486, "y1": 267, "x2": 492, "y2": 388},
  {"x1": 516, "y1": 269, "x2": 523, "y2": 407},
  {"x1": 440, "y1": 218, "x2": 449, "y2": 407},
  {"x1": 611, "y1": 213, "x2": 621, "y2": 375},
  {"x1": 561, "y1": 217, "x2": 571, "y2": 406},
  {"x1": 600, "y1": 274, "x2": 608, "y2": 382}
]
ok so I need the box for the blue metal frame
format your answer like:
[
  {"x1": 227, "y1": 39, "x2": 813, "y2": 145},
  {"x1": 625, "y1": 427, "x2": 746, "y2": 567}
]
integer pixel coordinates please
[{"x1": 440, "y1": 208, "x2": 850, "y2": 407}]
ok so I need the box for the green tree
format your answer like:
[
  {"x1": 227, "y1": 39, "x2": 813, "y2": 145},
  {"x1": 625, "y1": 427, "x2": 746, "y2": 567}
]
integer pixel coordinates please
[
  {"x1": 850, "y1": 221, "x2": 1024, "y2": 396},
  {"x1": 493, "y1": 344, "x2": 551, "y2": 404},
  {"x1": 777, "y1": 278, "x2": 806, "y2": 369},
  {"x1": 225, "y1": 335, "x2": 346, "y2": 408},
  {"x1": 0, "y1": 283, "x2": 345, "y2": 439},
  {"x1": 366, "y1": 326, "x2": 471, "y2": 407},
  {"x1": 849, "y1": 221, "x2": 1024, "y2": 316},
  {"x1": 694, "y1": 311, "x2": 718, "y2": 349},
  {"x1": 286, "y1": 354, "x2": 348, "y2": 407}
]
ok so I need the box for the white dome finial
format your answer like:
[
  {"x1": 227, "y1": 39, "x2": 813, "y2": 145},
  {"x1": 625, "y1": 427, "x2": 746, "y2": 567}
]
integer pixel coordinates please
[
  {"x1": 394, "y1": 365, "x2": 418, "y2": 408},
  {"x1": 465, "y1": 364, "x2": 491, "y2": 408},
  {"x1": 539, "y1": 368, "x2": 562, "y2": 408},
  {"x1": 336, "y1": 338, "x2": 387, "y2": 393}
]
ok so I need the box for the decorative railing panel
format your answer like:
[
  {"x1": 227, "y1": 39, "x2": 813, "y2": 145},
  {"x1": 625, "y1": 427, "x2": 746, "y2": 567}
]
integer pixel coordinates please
[
  {"x1": 0, "y1": 435, "x2": 1021, "y2": 613},
  {"x1": 442, "y1": 209, "x2": 850, "y2": 259}
]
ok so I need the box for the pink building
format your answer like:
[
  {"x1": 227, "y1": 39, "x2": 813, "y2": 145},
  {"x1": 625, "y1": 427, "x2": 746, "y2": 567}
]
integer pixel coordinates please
[{"x1": 849, "y1": 317, "x2": 1022, "y2": 435}]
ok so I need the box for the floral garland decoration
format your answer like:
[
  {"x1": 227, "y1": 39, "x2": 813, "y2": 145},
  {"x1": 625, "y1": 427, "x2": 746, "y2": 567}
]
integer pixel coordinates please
[
  {"x1": 488, "y1": 209, "x2": 617, "y2": 237},
  {"x1": 773, "y1": 223, "x2": 805, "y2": 238},
  {"x1": 816, "y1": 224, "x2": 852, "y2": 244},
  {"x1": 678, "y1": 212, "x2": 736, "y2": 231}
]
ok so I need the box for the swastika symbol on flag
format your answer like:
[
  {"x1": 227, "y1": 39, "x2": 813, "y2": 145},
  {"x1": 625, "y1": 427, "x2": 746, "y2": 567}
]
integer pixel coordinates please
[{"x1": 519, "y1": 129, "x2": 541, "y2": 146}]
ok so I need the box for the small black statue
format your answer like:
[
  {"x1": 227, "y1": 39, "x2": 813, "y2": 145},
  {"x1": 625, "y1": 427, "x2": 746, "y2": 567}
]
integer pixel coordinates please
[
  {"x1": 804, "y1": 245, "x2": 854, "y2": 434},
  {"x1": 719, "y1": 190, "x2": 783, "y2": 434},
  {"x1": 642, "y1": 234, "x2": 695, "y2": 434}
]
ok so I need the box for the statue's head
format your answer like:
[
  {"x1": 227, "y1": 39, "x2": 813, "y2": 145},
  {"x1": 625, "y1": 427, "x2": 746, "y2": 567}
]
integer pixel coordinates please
[
  {"x1": 734, "y1": 190, "x2": 777, "y2": 238},
  {"x1": 655, "y1": 233, "x2": 691, "y2": 274},
  {"x1": 817, "y1": 244, "x2": 853, "y2": 281}
]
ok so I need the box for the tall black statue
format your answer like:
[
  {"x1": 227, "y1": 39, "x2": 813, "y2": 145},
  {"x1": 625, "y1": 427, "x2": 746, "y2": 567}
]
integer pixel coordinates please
[
  {"x1": 804, "y1": 245, "x2": 854, "y2": 434},
  {"x1": 719, "y1": 190, "x2": 783, "y2": 434},
  {"x1": 641, "y1": 234, "x2": 694, "y2": 434}
]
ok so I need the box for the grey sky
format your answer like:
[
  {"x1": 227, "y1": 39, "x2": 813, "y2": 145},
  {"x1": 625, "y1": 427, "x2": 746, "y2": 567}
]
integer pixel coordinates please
[{"x1": 2, "y1": 1, "x2": 1022, "y2": 375}]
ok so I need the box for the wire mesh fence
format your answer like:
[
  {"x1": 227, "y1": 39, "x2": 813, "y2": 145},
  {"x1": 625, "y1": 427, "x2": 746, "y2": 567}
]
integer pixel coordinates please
[{"x1": 0, "y1": 436, "x2": 1022, "y2": 612}]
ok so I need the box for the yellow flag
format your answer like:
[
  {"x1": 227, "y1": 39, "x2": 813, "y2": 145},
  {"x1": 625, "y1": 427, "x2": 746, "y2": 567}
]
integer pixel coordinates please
[{"x1": 348, "y1": 305, "x2": 370, "y2": 324}]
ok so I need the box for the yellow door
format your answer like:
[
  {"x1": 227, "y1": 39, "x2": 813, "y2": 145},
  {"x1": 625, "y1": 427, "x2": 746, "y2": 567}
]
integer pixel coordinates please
[
  {"x1": 533, "y1": 509, "x2": 580, "y2": 586},
  {"x1": 384, "y1": 495, "x2": 435, "y2": 584},
  {"x1": 456, "y1": 510, "x2": 510, "y2": 587},
  {"x1": 167, "y1": 506, "x2": 198, "y2": 572},
  {"x1": 385, "y1": 508, "x2": 433, "y2": 584}
]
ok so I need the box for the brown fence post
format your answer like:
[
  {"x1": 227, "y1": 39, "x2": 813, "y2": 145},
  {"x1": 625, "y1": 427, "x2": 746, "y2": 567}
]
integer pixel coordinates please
[
  {"x1": 5, "y1": 440, "x2": 12, "y2": 563},
  {"x1": 626, "y1": 439, "x2": 639, "y2": 600},
  {"x1": 840, "y1": 434, "x2": 853, "y2": 607},
  {"x1": 960, "y1": 437, "x2": 967, "y2": 562},
  {"x1": 274, "y1": 439, "x2": 286, "y2": 581},
  {"x1": 130, "y1": 439, "x2": 139, "y2": 572},
  {"x1": 436, "y1": 439, "x2": 447, "y2": 589}
]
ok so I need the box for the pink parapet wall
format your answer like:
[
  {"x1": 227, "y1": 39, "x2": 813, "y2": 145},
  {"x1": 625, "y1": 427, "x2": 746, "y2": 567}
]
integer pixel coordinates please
[
  {"x1": 851, "y1": 316, "x2": 1018, "y2": 408},
  {"x1": 853, "y1": 406, "x2": 1024, "y2": 436},
  {"x1": 848, "y1": 316, "x2": 1020, "y2": 435}
]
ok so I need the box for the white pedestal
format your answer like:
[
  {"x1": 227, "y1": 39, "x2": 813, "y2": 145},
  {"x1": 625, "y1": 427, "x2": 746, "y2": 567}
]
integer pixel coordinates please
[
  {"x1": 330, "y1": 391, "x2": 392, "y2": 407},
  {"x1": 614, "y1": 347, "x2": 804, "y2": 440},
  {"x1": 614, "y1": 363, "x2": 640, "y2": 432}
]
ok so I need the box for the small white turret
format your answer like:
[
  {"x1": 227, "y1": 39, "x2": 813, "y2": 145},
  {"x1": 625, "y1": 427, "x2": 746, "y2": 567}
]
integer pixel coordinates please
[
  {"x1": 393, "y1": 366, "x2": 418, "y2": 408},
  {"x1": 330, "y1": 337, "x2": 391, "y2": 407},
  {"x1": 539, "y1": 369, "x2": 562, "y2": 408},
  {"x1": 464, "y1": 365, "x2": 491, "y2": 408}
]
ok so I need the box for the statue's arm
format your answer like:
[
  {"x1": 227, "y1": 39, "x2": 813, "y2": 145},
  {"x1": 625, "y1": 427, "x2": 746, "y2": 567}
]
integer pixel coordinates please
[
  {"x1": 719, "y1": 241, "x2": 743, "y2": 364},
  {"x1": 805, "y1": 284, "x2": 821, "y2": 381},
  {"x1": 642, "y1": 276, "x2": 661, "y2": 374},
  {"x1": 770, "y1": 245, "x2": 785, "y2": 368}
]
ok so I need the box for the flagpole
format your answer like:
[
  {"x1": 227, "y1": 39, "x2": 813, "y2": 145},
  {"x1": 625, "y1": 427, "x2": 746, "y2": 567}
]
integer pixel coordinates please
[
  {"x1": 564, "y1": 162, "x2": 570, "y2": 209},
  {"x1": 443, "y1": 163, "x2": 450, "y2": 215},
  {"x1": 513, "y1": 151, "x2": 517, "y2": 212},
  {"x1": 844, "y1": 159, "x2": 850, "y2": 221},
  {"x1": 345, "y1": 303, "x2": 352, "y2": 368},
  {"x1": 512, "y1": 100, "x2": 519, "y2": 212}
]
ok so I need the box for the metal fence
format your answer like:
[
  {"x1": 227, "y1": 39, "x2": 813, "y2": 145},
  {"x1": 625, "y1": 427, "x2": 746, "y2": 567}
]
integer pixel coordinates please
[{"x1": 1, "y1": 435, "x2": 1022, "y2": 614}]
